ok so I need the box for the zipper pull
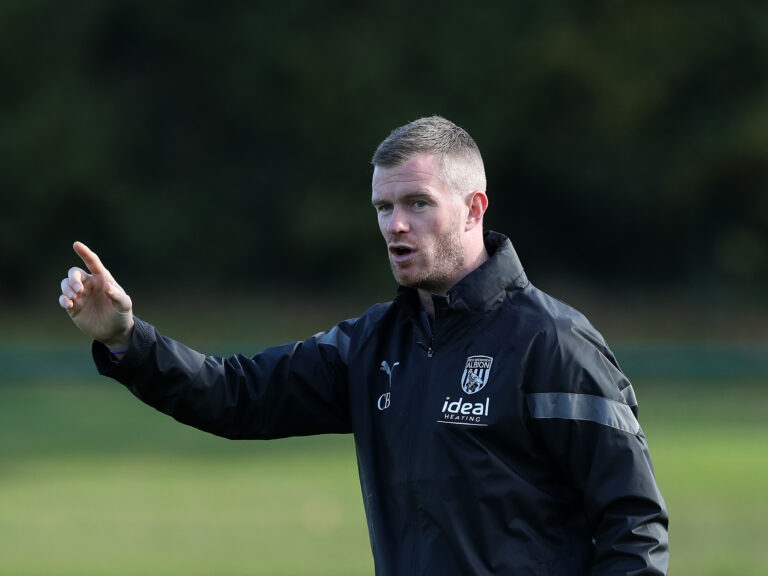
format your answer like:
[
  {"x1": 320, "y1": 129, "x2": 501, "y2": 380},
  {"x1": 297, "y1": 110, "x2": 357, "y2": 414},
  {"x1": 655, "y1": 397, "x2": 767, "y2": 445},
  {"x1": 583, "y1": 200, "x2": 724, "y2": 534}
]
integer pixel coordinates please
[{"x1": 416, "y1": 340, "x2": 434, "y2": 357}]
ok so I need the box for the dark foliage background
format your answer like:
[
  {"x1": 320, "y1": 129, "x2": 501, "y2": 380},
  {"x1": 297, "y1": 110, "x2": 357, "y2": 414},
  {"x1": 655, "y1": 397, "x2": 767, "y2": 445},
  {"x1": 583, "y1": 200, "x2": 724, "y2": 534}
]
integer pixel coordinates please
[{"x1": 3, "y1": 1, "x2": 767, "y2": 307}]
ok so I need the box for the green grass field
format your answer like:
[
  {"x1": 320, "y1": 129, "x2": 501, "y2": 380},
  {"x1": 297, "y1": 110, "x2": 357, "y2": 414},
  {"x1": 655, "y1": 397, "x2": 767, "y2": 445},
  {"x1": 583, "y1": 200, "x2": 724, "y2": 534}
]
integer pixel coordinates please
[{"x1": 1, "y1": 376, "x2": 767, "y2": 575}]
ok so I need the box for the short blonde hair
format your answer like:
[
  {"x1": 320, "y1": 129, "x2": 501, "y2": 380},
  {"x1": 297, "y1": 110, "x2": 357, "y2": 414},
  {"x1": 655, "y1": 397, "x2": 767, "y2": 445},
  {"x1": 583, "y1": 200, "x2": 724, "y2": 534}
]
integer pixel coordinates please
[{"x1": 372, "y1": 116, "x2": 486, "y2": 196}]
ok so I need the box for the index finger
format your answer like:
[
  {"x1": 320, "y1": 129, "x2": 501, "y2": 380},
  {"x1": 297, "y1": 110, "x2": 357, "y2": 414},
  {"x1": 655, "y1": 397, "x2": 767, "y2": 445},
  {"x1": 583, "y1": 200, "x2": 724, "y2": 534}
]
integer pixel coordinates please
[{"x1": 73, "y1": 241, "x2": 108, "y2": 275}]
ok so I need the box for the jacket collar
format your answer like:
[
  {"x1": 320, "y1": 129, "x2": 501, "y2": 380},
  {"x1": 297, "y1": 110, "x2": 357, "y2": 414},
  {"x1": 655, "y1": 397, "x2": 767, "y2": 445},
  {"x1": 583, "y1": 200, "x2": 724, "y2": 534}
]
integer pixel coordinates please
[{"x1": 395, "y1": 230, "x2": 528, "y2": 316}]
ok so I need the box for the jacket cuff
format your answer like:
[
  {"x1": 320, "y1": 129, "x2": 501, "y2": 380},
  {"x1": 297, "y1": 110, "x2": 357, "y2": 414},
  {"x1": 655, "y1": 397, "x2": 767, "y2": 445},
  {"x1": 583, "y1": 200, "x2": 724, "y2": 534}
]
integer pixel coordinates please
[{"x1": 92, "y1": 317, "x2": 155, "y2": 376}]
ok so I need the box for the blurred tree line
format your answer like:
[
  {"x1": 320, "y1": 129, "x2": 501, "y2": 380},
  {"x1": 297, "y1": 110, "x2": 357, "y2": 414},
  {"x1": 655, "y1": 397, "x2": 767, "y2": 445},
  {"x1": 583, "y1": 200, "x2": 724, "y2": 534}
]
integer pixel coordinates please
[{"x1": 2, "y1": 1, "x2": 767, "y2": 304}]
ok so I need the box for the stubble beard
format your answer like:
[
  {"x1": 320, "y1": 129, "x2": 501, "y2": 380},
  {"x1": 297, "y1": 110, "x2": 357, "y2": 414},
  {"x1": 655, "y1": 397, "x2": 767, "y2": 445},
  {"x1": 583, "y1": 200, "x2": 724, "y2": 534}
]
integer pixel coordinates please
[{"x1": 390, "y1": 225, "x2": 466, "y2": 293}]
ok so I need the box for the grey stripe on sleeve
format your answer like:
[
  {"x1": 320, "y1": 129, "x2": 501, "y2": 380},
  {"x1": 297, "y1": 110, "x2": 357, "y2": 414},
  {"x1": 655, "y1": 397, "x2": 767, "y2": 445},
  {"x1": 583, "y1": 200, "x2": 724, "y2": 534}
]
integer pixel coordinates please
[
  {"x1": 620, "y1": 384, "x2": 637, "y2": 407},
  {"x1": 315, "y1": 325, "x2": 351, "y2": 365},
  {"x1": 527, "y1": 392, "x2": 640, "y2": 435}
]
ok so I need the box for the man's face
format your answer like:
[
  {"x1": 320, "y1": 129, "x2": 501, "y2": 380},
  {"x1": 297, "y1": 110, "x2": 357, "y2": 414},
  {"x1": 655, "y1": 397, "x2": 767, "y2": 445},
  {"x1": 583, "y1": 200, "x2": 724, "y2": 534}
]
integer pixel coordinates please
[{"x1": 371, "y1": 154, "x2": 468, "y2": 294}]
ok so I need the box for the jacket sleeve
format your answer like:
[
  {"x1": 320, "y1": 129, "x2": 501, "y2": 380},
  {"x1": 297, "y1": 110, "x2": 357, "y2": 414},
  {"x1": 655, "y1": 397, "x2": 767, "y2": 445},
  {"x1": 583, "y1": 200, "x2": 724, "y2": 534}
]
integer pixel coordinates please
[
  {"x1": 525, "y1": 318, "x2": 669, "y2": 575},
  {"x1": 93, "y1": 317, "x2": 354, "y2": 439}
]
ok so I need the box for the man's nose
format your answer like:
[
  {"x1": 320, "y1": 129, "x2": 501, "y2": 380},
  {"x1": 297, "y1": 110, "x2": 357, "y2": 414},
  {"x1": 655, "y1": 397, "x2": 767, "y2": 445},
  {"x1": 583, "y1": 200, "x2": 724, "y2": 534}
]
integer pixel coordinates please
[{"x1": 386, "y1": 206, "x2": 409, "y2": 234}]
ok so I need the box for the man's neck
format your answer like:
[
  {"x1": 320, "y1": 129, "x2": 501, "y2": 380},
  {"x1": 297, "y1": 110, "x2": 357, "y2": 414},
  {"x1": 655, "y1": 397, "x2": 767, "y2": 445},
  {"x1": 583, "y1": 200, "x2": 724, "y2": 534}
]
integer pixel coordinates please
[{"x1": 418, "y1": 244, "x2": 490, "y2": 319}]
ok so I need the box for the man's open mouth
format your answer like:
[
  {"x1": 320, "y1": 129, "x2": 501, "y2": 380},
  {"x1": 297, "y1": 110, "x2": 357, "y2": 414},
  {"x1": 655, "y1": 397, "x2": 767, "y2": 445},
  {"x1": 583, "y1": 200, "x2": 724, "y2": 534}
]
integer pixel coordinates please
[{"x1": 389, "y1": 245, "x2": 416, "y2": 262}]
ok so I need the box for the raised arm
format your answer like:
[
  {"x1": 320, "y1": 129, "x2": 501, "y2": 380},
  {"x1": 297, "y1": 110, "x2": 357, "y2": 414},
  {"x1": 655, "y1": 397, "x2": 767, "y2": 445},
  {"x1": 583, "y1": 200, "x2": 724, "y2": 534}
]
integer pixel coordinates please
[
  {"x1": 59, "y1": 241, "x2": 134, "y2": 352},
  {"x1": 59, "y1": 242, "x2": 355, "y2": 440}
]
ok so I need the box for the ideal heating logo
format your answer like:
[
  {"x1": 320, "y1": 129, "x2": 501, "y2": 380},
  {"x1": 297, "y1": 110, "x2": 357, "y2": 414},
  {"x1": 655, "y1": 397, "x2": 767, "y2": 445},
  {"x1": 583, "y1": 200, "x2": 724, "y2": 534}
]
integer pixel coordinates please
[
  {"x1": 438, "y1": 355, "x2": 494, "y2": 427},
  {"x1": 439, "y1": 396, "x2": 490, "y2": 425}
]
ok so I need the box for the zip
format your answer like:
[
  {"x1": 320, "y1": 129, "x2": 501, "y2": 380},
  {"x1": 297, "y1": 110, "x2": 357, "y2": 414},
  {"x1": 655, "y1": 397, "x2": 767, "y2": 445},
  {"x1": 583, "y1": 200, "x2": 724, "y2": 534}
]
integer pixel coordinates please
[
  {"x1": 409, "y1": 328, "x2": 434, "y2": 573},
  {"x1": 417, "y1": 338, "x2": 434, "y2": 358}
]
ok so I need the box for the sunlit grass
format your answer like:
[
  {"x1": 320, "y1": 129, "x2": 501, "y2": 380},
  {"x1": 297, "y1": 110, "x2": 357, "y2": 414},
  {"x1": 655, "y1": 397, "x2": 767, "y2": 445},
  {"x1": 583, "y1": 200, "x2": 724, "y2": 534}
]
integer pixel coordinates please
[
  {"x1": 1, "y1": 379, "x2": 767, "y2": 575},
  {"x1": 0, "y1": 453, "x2": 371, "y2": 576}
]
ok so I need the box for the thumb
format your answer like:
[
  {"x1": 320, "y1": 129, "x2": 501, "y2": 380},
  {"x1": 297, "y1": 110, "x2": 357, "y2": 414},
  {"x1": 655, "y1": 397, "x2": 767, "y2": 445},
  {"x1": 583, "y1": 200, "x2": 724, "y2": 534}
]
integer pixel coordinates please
[{"x1": 105, "y1": 282, "x2": 133, "y2": 313}]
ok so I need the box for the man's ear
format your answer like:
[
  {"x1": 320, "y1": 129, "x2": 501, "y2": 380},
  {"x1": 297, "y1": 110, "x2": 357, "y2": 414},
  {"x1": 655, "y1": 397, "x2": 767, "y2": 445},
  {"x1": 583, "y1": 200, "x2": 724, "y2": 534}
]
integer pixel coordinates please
[{"x1": 465, "y1": 191, "x2": 488, "y2": 231}]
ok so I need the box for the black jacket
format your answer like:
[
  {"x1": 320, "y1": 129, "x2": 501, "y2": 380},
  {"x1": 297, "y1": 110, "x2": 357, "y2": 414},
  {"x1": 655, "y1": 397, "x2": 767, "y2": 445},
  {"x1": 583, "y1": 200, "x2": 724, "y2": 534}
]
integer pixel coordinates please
[{"x1": 95, "y1": 231, "x2": 669, "y2": 575}]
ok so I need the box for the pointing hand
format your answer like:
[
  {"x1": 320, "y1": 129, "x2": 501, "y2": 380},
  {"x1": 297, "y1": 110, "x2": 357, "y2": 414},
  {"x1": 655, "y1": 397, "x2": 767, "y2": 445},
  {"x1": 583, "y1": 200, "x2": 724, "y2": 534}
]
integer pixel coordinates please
[{"x1": 59, "y1": 242, "x2": 134, "y2": 350}]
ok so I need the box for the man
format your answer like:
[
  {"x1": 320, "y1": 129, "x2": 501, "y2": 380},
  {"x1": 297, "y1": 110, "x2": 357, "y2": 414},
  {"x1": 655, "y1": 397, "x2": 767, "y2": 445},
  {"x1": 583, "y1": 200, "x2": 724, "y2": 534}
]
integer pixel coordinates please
[{"x1": 59, "y1": 116, "x2": 669, "y2": 575}]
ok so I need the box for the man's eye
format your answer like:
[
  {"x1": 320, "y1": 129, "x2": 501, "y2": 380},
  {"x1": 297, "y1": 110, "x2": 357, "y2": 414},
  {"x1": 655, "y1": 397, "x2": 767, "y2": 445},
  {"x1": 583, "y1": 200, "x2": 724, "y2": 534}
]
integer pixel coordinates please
[
  {"x1": 377, "y1": 204, "x2": 393, "y2": 213},
  {"x1": 413, "y1": 201, "x2": 427, "y2": 209}
]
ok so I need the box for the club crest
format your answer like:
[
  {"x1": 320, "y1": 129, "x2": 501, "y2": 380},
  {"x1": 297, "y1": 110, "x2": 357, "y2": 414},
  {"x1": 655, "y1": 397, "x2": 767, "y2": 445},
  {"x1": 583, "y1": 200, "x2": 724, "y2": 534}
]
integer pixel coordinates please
[{"x1": 461, "y1": 355, "x2": 493, "y2": 394}]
